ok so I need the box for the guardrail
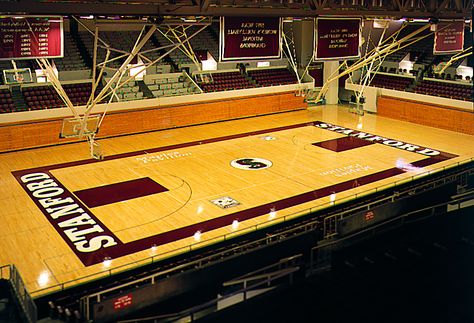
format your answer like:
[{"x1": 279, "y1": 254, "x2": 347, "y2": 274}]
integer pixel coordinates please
[
  {"x1": 309, "y1": 195, "x2": 472, "y2": 273},
  {"x1": 0, "y1": 264, "x2": 37, "y2": 323},
  {"x1": 116, "y1": 254, "x2": 302, "y2": 323}
]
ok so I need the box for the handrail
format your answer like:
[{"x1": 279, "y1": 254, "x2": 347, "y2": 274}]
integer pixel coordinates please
[
  {"x1": 117, "y1": 257, "x2": 301, "y2": 323},
  {"x1": 0, "y1": 265, "x2": 37, "y2": 323},
  {"x1": 182, "y1": 70, "x2": 203, "y2": 94},
  {"x1": 117, "y1": 313, "x2": 179, "y2": 323},
  {"x1": 226, "y1": 253, "x2": 303, "y2": 285},
  {"x1": 223, "y1": 267, "x2": 298, "y2": 287},
  {"x1": 450, "y1": 188, "x2": 474, "y2": 200},
  {"x1": 164, "y1": 266, "x2": 300, "y2": 323},
  {"x1": 311, "y1": 195, "x2": 470, "y2": 255},
  {"x1": 31, "y1": 158, "x2": 473, "y2": 300}
]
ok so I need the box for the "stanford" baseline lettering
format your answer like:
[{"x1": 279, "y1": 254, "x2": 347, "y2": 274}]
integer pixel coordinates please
[{"x1": 314, "y1": 121, "x2": 440, "y2": 156}]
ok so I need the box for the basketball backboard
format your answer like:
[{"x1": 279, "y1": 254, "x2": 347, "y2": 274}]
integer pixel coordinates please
[{"x1": 60, "y1": 115, "x2": 100, "y2": 139}]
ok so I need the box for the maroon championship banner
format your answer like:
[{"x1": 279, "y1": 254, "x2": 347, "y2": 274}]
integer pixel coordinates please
[
  {"x1": 220, "y1": 16, "x2": 282, "y2": 61},
  {"x1": 434, "y1": 21, "x2": 464, "y2": 55},
  {"x1": 314, "y1": 17, "x2": 361, "y2": 60},
  {"x1": 0, "y1": 16, "x2": 63, "y2": 60}
]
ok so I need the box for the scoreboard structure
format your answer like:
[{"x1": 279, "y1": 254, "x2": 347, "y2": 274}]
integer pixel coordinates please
[{"x1": 0, "y1": 16, "x2": 64, "y2": 60}]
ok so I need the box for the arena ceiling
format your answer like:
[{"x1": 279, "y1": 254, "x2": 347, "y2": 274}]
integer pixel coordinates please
[{"x1": 0, "y1": 0, "x2": 471, "y2": 19}]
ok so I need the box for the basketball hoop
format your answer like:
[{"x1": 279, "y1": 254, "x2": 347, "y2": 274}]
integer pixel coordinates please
[
  {"x1": 60, "y1": 115, "x2": 100, "y2": 139},
  {"x1": 3, "y1": 68, "x2": 33, "y2": 85},
  {"x1": 61, "y1": 115, "x2": 103, "y2": 160}
]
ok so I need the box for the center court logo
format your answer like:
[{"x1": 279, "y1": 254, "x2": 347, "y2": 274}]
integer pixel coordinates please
[{"x1": 231, "y1": 158, "x2": 273, "y2": 170}]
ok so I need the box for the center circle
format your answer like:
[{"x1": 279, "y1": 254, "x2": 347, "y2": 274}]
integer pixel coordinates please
[{"x1": 230, "y1": 158, "x2": 273, "y2": 170}]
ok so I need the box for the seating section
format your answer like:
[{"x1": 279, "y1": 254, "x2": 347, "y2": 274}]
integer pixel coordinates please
[
  {"x1": 63, "y1": 83, "x2": 94, "y2": 105},
  {"x1": 22, "y1": 83, "x2": 93, "y2": 110},
  {"x1": 144, "y1": 74, "x2": 199, "y2": 97},
  {"x1": 79, "y1": 30, "x2": 172, "y2": 74},
  {"x1": 248, "y1": 68, "x2": 298, "y2": 87},
  {"x1": 108, "y1": 80, "x2": 143, "y2": 101},
  {"x1": 1, "y1": 26, "x2": 471, "y2": 114},
  {"x1": 385, "y1": 24, "x2": 472, "y2": 76},
  {"x1": 153, "y1": 26, "x2": 219, "y2": 66},
  {"x1": 0, "y1": 89, "x2": 14, "y2": 113},
  {"x1": 369, "y1": 73, "x2": 413, "y2": 91},
  {"x1": 413, "y1": 80, "x2": 472, "y2": 101},
  {"x1": 385, "y1": 24, "x2": 434, "y2": 64},
  {"x1": 197, "y1": 71, "x2": 256, "y2": 92},
  {"x1": 54, "y1": 33, "x2": 87, "y2": 71}
]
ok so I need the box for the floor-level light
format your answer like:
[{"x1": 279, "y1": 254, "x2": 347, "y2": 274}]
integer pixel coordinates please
[
  {"x1": 232, "y1": 219, "x2": 239, "y2": 230},
  {"x1": 194, "y1": 230, "x2": 202, "y2": 241}
]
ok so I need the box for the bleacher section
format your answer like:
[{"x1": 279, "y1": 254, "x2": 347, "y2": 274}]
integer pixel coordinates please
[
  {"x1": 0, "y1": 88, "x2": 14, "y2": 113},
  {"x1": 413, "y1": 79, "x2": 472, "y2": 101},
  {"x1": 384, "y1": 25, "x2": 472, "y2": 80},
  {"x1": 196, "y1": 71, "x2": 256, "y2": 92},
  {"x1": 79, "y1": 31, "x2": 123, "y2": 69},
  {"x1": 369, "y1": 73, "x2": 414, "y2": 91},
  {"x1": 107, "y1": 79, "x2": 143, "y2": 101},
  {"x1": 144, "y1": 73, "x2": 200, "y2": 97},
  {"x1": 248, "y1": 68, "x2": 298, "y2": 87},
  {"x1": 79, "y1": 31, "x2": 167, "y2": 69},
  {"x1": 21, "y1": 82, "x2": 93, "y2": 110},
  {"x1": 153, "y1": 25, "x2": 219, "y2": 67},
  {"x1": 54, "y1": 33, "x2": 88, "y2": 71},
  {"x1": 0, "y1": 23, "x2": 470, "y2": 115}
]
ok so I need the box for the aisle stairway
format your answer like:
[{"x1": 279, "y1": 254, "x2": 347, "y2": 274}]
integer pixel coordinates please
[{"x1": 10, "y1": 86, "x2": 27, "y2": 112}]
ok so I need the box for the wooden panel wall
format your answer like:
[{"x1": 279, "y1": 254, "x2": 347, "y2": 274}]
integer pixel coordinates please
[
  {"x1": 0, "y1": 92, "x2": 306, "y2": 152},
  {"x1": 377, "y1": 96, "x2": 474, "y2": 135}
]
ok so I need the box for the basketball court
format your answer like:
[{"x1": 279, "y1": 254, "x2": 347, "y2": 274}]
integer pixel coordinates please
[{"x1": 1, "y1": 105, "x2": 473, "y2": 297}]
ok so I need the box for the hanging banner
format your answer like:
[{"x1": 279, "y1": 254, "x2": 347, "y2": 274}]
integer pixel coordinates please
[
  {"x1": 314, "y1": 17, "x2": 361, "y2": 60},
  {"x1": 220, "y1": 16, "x2": 282, "y2": 61},
  {"x1": 433, "y1": 21, "x2": 464, "y2": 55},
  {"x1": 0, "y1": 16, "x2": 64, "y2": 60}
]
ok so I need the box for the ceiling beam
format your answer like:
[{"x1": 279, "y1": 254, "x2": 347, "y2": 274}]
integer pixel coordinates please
[
  {"x1": 200, "y1": 0, "x2": 211, "y2": 11},
  {"x1": 435, "y1": 0, "x2": 452, "y2": 13},
  {"x1": 0, "y1": 0, "x2": 470, "y2": 19},
  {"x1": 0, "y1": 0, "x2": 161, "y2": 16},
  {"x1": 306, "y1": 0, "x2": 318, "y2": 10}
]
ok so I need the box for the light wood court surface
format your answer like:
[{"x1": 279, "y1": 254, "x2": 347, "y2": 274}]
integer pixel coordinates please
[{"x1": 1, "y1": 105, "x2": 473, "y2": 296}]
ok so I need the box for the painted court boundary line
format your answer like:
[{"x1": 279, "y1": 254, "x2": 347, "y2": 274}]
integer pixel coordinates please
[{"x1": 12, "y1": 121, "x2": 457, "y2": 266}]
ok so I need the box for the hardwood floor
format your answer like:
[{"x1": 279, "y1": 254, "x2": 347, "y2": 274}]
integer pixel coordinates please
[{"x1": 1, "y1": 105, "x2": 473, "y2": 297}]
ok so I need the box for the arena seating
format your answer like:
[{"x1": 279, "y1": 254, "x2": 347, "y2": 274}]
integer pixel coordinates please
[
  {"x1": 80, "y1": 31, "x2": 145, "y2": 68},
  {"x1": 196, "y1": 71, "x2": 256, "y2": 92},
  {"x1": 144, "y1": 73, "x2": 199, "y2": 97},
  {"x1": 79, "y1": 30, "x2": 171, "y2": 72},
  {"x1": 248, "y1": 68, "x2": 298, "y2": 87},
  {"x1": 21, "y1": 82, "x2": 93, "y2": 110},
  {"x1": 413, "y1": 79, "x2": 472, "y2": 101},
  {"x1": 188, "y1": 25, "x2": 219, "y2": 61},
  {"x1": 0, "y1": 24, "x2": 470, "y2": 114},
  {"x1": 0, "y1": 88, "x2": 15, "y2": 113},
  {"x1": 53, "y1": 33, "x2": 88, "y2": 71},
  {"x1": 106, "y1": 79, "x2": 144, "y2": 101},
  {"x1": 153, "y1": 25, "x2": 219, "y2": 66},
  {"x1": 384, "y1": 26, "x2": 472, "y2": 82},
  {"x1": 368, "y1": 73, "x2": 414, "y2": 91}
]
